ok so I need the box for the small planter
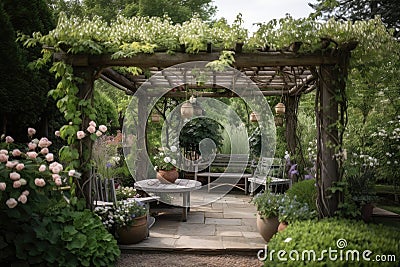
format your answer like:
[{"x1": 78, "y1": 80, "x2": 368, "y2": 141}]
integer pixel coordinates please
[
  {"x1": 256, "y1": 214, "x2": 279, "y2": 242},
  {"x1": 275, "y1": 102, "x2": 285, "y2": 115},
  {"x1": 278, "y1": 221, "x2": 288, "y2": 232},
  {"x1": 181, "y1": 102, "x2": 194, "y2": 119},
  {"x1": 117, "y1": 215, "x2": 148, "y2": 244},
  {"x1": 157, "y1": 169, "x2": 179, "y2": 184},
  {"x1": 151, "y1": 113, "x2": 161, "y2": 123}
]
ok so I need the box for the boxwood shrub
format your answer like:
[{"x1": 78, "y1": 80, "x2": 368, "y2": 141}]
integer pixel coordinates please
[
  {"x1": 263, "y1": 218, "x2": 399, "y2": 266},
  {"x1": 286, "y1": 179, "x2": 317, "y2": 211}
]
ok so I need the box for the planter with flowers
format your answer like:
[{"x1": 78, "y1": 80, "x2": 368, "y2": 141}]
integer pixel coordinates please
[
  {"x1": 252, "y1": 191, "x2": 286, "y2": 242},
  {"x1": 152, "y1": 146, "x2": 180, "y2": 184},
  {"x1": 95, "y1": 200, "x2": 148, "y2": 244}
]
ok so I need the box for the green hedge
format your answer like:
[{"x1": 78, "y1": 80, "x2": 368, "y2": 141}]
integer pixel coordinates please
[{"x1": 263, "y1": 219, "x2": 400, "y2": 266}]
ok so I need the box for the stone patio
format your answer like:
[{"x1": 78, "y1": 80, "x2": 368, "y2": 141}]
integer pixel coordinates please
[{"x1": 119, "y1": 192, "x2": 266, "y2": 253}]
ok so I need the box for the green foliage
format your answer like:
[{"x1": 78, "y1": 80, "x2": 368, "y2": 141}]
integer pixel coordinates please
[
  {"x1": 278, "y1": 195, "x2": 317, "y2": 223},
  {"x1": 179, "y1": 117, "x2": 223, "y2": 156},
  {"x1": 93, "y1": 90, "x2": 120, "y2": 131},
  {"x1": 286, "y1": 179, "x2": 318, "y2": 211},
  {"x1": 0, "y1": 206, "x2": 120, "y2": 266},
  {"x1": 252, "y1": 191, "x2": 286, "y2": 219},
  {"x1": 265, "y1": 218, "x2": 400, "y2": 266}
]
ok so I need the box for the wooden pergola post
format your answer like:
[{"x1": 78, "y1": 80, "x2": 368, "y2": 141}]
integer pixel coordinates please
[
  {"x1": 74, "y1": 66, "x2": 96, "y2": 205},
  {"x1": 135, "y1": 94, "x2": 150, "y2": 181}
]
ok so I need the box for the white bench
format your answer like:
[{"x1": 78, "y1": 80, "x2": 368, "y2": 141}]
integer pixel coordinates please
[
  {"x1": 194, "y1": 154, "x2": 256, "y2": 194},
  {"x1": 248, "y1": 157, "x2": 292, "y2": 195}
]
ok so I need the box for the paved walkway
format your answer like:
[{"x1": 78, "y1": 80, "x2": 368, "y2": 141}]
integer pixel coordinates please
[{"x1": 119, "y1": 192, "x2": 265, "y2": 253}]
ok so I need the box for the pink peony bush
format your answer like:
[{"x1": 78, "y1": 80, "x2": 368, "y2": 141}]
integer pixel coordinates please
[{"x1": 0, "y1": 128, "x2": 76, "y2": 211}]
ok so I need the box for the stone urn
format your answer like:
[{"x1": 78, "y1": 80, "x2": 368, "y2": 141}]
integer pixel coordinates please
[
  {"x1": 256, "y1": 214, "x2": 279, "y2": 242},
  {"x1": 157, "y1": 169, "x2": 179, "y2": 184}
]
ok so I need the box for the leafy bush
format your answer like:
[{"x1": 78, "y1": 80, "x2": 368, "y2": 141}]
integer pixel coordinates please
[
  {"x1": 0, "y1": 206, "x2": 120, "y2": 266},
  {"x1": 252, "y1": 191, "x2": 286, "y2": 218},
  {"x1": 264, "y1": 219, "x2": 400, "y2": 266},
  {"x1": 286, "y1": 179, "x2": 317, "y2": 211},
  {"x1": 278, "y1": 195, "x2": 317, "y2": 223}
]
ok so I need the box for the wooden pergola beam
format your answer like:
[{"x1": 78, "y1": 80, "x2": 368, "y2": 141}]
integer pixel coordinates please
[{"x1": 54, "y1": 51, "x2": 341, "y2": 68}]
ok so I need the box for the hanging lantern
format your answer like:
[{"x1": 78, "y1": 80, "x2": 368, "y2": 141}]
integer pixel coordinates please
[
  {"x1": 275, "y1": 102, "x2": 286, "y2": 115},
  {"x1": 250, "y1": 111, "x2": 260, "y2": 122},
  {"x1": 274, "y1": 116, "x2": 284, "y2": 127},
  {"x1": 151, "y1": 113, "x2": 161, "y2": 123},
  {"x1": 180, "y1": 102, "x2": 194, "y2": 119}
]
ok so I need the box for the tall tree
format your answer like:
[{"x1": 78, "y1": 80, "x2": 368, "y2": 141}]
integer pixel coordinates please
[{"x1": 310, "y1": 0, "x2": 400, "y2": 38}]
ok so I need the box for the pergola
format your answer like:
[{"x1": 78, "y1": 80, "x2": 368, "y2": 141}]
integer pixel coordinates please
[{"x1": 56, "y1": 42, "x2": 357, "y2": 217}]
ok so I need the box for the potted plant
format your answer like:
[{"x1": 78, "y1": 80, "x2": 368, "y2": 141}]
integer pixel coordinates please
[
  {"x1": 277, "y1": 195, "x2": 317, "y2": 231},
  {"x1": 115, "y1": 186, "x2": 140, "y2": 201},
  {"x1": 252, "y1": 191, "x2": 286, "y2": 242},
  {"x1": 152, "y1": 146, "x2": 180, "y2": 183}
]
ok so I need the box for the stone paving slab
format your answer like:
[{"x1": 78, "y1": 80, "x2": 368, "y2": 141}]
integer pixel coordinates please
[{"x1": 120, "y1": 193, "x2": 265, "y2": 253}]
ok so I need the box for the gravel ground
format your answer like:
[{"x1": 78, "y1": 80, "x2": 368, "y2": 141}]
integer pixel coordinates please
[{"x1": 116, "y1": 252, "x2": 264, "y2": 267}]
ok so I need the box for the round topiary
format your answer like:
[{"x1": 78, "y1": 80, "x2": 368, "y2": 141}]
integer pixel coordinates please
[{"x1": 286, "y1": 179, "x2": 317, "y2": 211}]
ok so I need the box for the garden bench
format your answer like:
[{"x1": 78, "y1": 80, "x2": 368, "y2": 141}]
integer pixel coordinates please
[
  {"x1": 194, "y1": 154, "x2": 256, "y2": 194},
  {"x1": 248, "y1": 157, "x2": 292, "y2": 195}
]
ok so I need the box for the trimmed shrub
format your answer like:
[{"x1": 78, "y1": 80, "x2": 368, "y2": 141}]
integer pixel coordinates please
[
  {"x1": 286, "y1": 179, "x2": 317, "y2": 211},
  {"x1": 263, "y1": 218, "x2": 400, "y2": 266}
]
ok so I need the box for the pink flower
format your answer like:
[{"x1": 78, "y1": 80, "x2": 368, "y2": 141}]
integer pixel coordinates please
[
  {"x1": 27, "y1": 128, "x2": 36, "y2": 137},
  {"x1": 77, "y1": 131, "x2": 85, "y2": 140},
  {"x1": 52, "y1": 166, "x2": 61, "y2": 174},
  {"x1": 16, "y1": 163, "x2": 25, "y2": 171},
  {"x1": 38, "y1": 137, "x2": 52, "y2": 148},
  {"x1": 26, "y1": 151, "x2": 38, "y2": 159},
  {"x1": 6, "y1": 161, "x2": 18, "y2": 168},
  {"x1": 89, "y1": 121, "x2": 96, "y2": 127},
  {"x1": 55, "y1": 130, "x2": 61, "y2": 137},
  {"x1": 34, "y1": 178, "x2": 46, "y2": 187},
  {"x1": 0, "y1": 149, "x2": 8, "y2": 155},
  {"x1": 54, "y1": 178, "x2": 62, "y2": 186},
  {"x1": 99, "y1": 125, "x2": 107, "y2": 133},
  {"x1": 12, "y1": 149, "x2": 22, "y2": 157},
  {"x1": 28, "y1": 142, "x2": 37, "y2": 150},
  {"x1": 6, "y1": 198, "x2": 18, "y2": 208},
  {"x1": 0, "y1": 182, "x2": 6, "y2": 191},
  {"x1": 68, "y1": 169, "x2": 76, "y2": 177},
  {"x1": 49, "y1": 162, "x2": 62, "y2": 172},
  {"x1": 40, "y1": 147, "x2": 49, "y2": 155},
  {"x1": 22, "y1": 190, "x2": 30, "y2": 196},
  {"x1": 45, "y1": 153, "x2": 54, "y2": 162},
  {"x1": 52, "y1": 174, "x2": 61, "y2": 180},
  {"x1": 13, "y1": 180, "x2": 22, "y2": 188},
  {"x1": 19, "y1": 178, "x2": 27, "y2": 186},
  {"x1": 18, "y1": 194, "x2": 27, "y2": 204},
  {"x1": 95, "y1": 130, "x2": 102, "y2": 137},
  {"x1": 87, "y1": 125, "x2": 96, "y2": 134},
  {"x1": 5, "y1": 136, "x2": 14, "y2": 143},
  {"x1": 38, "y1": 164, "x2": 46, "y2": 172},
  {"x1": 9, "y1": 172, "x2": 21, "y2": 181},
  {"x1": 0, "y1": 153, "x2": 8, "y2": 162}
]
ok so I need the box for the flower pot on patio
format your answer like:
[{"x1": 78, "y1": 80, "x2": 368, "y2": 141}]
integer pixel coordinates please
[
  {"x1": 157, "y1": 169, "x2": 179, "y2": 184},
  {"x1": 256, "y1": 214, "x2": 279, "y2": 242},
  {"x1": 117, "y1": 215, "x2": 148, "y2": 244}
]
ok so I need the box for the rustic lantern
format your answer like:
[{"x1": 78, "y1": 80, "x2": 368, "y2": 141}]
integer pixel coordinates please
[
  {"x1": 274, "y1": 116, "x2": 284, "y2": 127},
  {"x1": 250, "y1": 111, "x2": 260, "y2": 122},
  {"x1": 275, "y1": 102, "x2": 286, "y2": 115},
  {"x1": 151, "y1": 113, "x2": 161, "y2": 123},
  {"x1": 180, "y1": 102, "x2": 194, "y2": 119}
]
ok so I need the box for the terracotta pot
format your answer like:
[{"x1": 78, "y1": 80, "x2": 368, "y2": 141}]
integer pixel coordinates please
[
  {"x1": 256, "y1": 214, "x2": 279, "y2": 242},
  {"x1": 275, "y1": 102, "x2": 285, "y2": 115},
  {"x1": 250, "y1": 111, "x2": 260, "y2": 122},
  {"x1": 157, "y1": 169, "x2": 179, "y2": 184},
  {"x1": 278, "y1": 221, "x2": 288, "y2": 232},
  {"x1": 180, "y1": 102, "x2": 193, "y2": 119},
  {"x1": 117, "y1": 215, "x2": 148, "y2": 244}
]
